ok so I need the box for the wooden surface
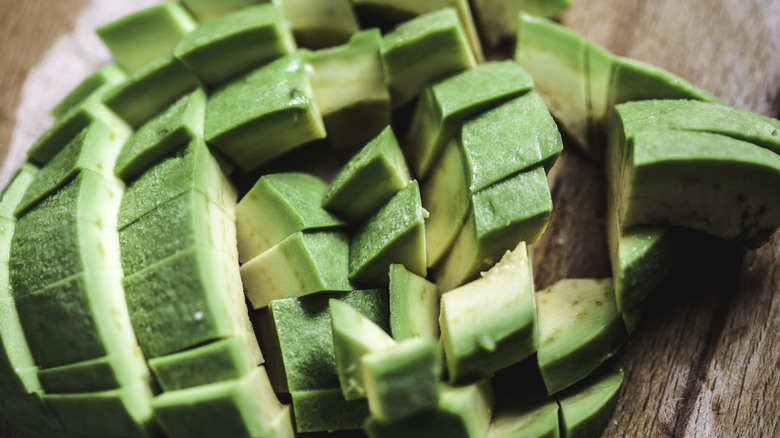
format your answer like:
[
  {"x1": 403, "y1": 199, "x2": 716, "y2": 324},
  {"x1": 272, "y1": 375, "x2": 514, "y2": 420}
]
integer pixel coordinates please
[{"x1": 0, "y1": 0, "x2": 778, "y2": 437}]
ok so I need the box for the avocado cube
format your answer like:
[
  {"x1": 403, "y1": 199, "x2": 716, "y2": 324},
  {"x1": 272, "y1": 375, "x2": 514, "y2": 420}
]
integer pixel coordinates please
[
  {"x1": 486, "y1": 391, "x2": 559, "y2": 438},
  {"x1": 97, "y1": 2, "x2": 197, "y2": 74},
  {"x1": 119, "y1": 190, "x2": 237, "y2": 276},
  {"x1": 114, "y1": 88, "x2": 206, "y2": 182},
  {"x1": 255, "y1": 289, "x2": 389, "y2": 393},
  {"x1": 183, "y1": 0, "x2": 268, "y2": 23},
  {"x1": 43, "y1": 381, "x2": 155, "y2": 437},
  {"x1": 556, "y1": 369, "x2": 623, "y2": 438},
  {"x1": 362, "y1": 338, "x2": 440, "y2": 421},
  {"x1": 0, "y1": 163, "x2": 38, "y2": 221},
  {"x1": 205, "y1": 52, "x2": 326, "y2": 172},
  {"x1": 277, "y1": 0, "x2": 359, "y2": 49},
  {"x1": 36, "y1": 347, "x2": 149, "y2": 394},
  {"x1": 291, "y1": 387, "x2": 370, "y2": 433},
  {"x1": 17, "y1": 120, "x2": 130, "y2": 216},
  {"x1": 0, "y1": 391, "x2": 64, "y2": 435},
  {"x1": 118, "y1": 139, "x2": 236, "y2": 229},
  {"x1": 241, "y1": 231, "x2": 352, "y2": 309},
  {"x1": 236, "y1": 172, "x2": 346, "y2": 264},
  {"x1": 148, "y1": 333, "x2": 262, "y2": 391},
  {"x1": 585, "y1": 40, "x2": 614, "y2": 146},
  {"x1": 330, "y1": 299, "x2": 396, "y2": 400},
  {"x1": 472, "y1": 0, "x2": 572, "y2": 47},
  {"x1": 0, "y1": 298, "x2": 40, "y2": 394},
  {"x1": 407, "y1": 60, "x2": 535, "y2": 178},
  {"x1": 349, "y1": 180, "x2": 428, "y2": 287},
  {"x1": 103, "y1": 55, "x2": 202, "y2": 129},
  {"x1": 152, "y1": 367, "x2": 291, "y2": 438},
  {"x1": 434, "y1": 166, "x2": 552, "y2": 292},
  {"x1": 175, "y1": 4, "x2": 295, "y2": 85},
  {"x1": 535, "y1": 279, "x2": 626, "y2": 394},
  {"x1": 51, "y1": 64, "x2": 126, "y2": 119},
  {"x1": 440, "y1": 242, "x2": 536, "y2": 384},
  {"x1": 388, "y1": 263, "x2": 439, "y2": 341},
  {"x1": 380, "y1": 8, "x2": 476, "y2": 108},
  {"x1": 308, "y1": 29, "x2": 391, "y2": 152},
  {"x1": 323, "y1": 126, "x2": 410, "y2": 223}
]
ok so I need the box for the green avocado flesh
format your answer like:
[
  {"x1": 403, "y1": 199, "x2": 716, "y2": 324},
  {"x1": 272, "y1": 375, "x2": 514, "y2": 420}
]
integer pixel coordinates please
[
  {"x1": 557, "y1": 369, "x2": 623, "y2": 438},
  {"x1": 440, "y1": 242, "x2": 537, "y2": 384},
  {"x1": 472, "y1": 0, "x2": 572, "y2": 47},
  {"x1": 487, "y1": 391, "x2": 559, "y2": 438},
  {"x1": 36, "y1": 347, "x2": 149, "y2": 394},
  {"x1": 51, "y1": 64, "x2": 127, "y2": 120},
  {"x1": 175, "y1": 3, "x2": 295, "y2": 85},
  {"x1": 388, "y1": 263, "x2": 439, "y2": 341},
  {"x1": 277, "y1": 0, "x2": 360, "y2": 49},
  {"x1": 183, "y1": 0, "x2": 266, "y2": 23},
  {"x1": 236, "y1": 172, "x2": 346, "y2": 264},
  {"x1": 291, "y1": 387, "x2": 370, "y2": 432},
  {"x1": 535, "y1": 279, "x2": 627, "y2": 395}
]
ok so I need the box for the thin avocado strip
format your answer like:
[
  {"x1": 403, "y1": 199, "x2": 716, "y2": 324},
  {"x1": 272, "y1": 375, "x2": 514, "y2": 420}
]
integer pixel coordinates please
[
  {"x1": 471, "y1": 0, "x2": 572, "y2": 47},
  {"x1": 556, "y1": 369, "x2": 624, "y2": 438},
  {"x1": 291, "y1": 387, "x2": 370, "y2": 433},
  {"x1": 276, "y1": 0, "x2": 359, "y2": 49},
  {"x1": 36, "y1": 347, "x2": 149, "y2": 394},
  {"x1": 487, "y1": 391, "x2": 559, "y2": 438},
  {"x1": 388, "y1": 263, "x2": 439, "y2": 341},
  {"x1": 183, "y1": 0, "x2": 267, "y2": 23},
  {"x1": 50, "y1": 64, "x2": 126, "y2": 119}
]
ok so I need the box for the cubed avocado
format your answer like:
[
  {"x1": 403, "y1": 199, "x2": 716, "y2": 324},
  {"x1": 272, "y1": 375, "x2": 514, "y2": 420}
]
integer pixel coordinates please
[
  {"x1": 97, "y1": 2, "x2": 198, "y2": 74},
  {"x1": 114, "y1": 88, "x2": 206, "y2": 182},
  {"x1": 36, "y1": 347, "x2": 149, "y2": 394},
  {"x1": 0, "y1": 298, "x2": 40, "y2": 394},
  {"x1": 236, "y1": 172, "x2": 346, "y2": 264},
  {"x1": 175, "y1": 4, "x2": 296, "y2": 85},
  {"x1": 50, "y1": 64, "x2": 126, "y2": 119},
  {"x1": 276, "y1": 0, "x2": 359, "y2": 49},
  {"x1": 555, "y1": 369, "x2": 623, "y2": 438},
  {"x1": 0, "y1": 163, "x2": 38, "y2": 221},
  {"x1": 205, "y1": 52, "x2": 326, "y2": 172},
  {"x1": 486, "y1": 390, "x2": 559, "y2": 438},
  {"x1": 291, "y1": 387, "x2": 370, "y2": 433},
  {"x1": 388, "y1": 263, "x2": 439, "y2": 341},
  {"x1": 471, "y1": 0, "x2": 572, "y2": 47},
  {"x1": 182, "y1": 0, "x2": 267, "y2": 23}
]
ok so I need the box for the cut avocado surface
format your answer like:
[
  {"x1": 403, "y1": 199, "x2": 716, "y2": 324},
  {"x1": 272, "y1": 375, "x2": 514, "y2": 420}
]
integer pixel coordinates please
[
  {"x1": 388, "y1": 263, "x2": 439, "y2": 341},
  {"x1": 276, "y1": 0, "x2": 360, "y2": 49},
  {"x1": 471, "y1": 0, "x2": 572, "y2": 47},
  {"x1": 51, "y1": 64, "x2": 127, "y2": 120},
  {"x1": 291, "y1": 387, "x2": 370, "y2": 433},
  {"x1": 36, "y1": 347, "x2": 149, "y2": 394},
  {"x1": 556, "y1": 369, "x2": 624, "y2": 438},
  {"x1": 183, "y1": 0, "x2": 267, "y2": 23}
]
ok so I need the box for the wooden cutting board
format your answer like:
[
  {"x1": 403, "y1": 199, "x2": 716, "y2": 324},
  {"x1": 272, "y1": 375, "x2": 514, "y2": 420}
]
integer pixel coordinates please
[{"x1": 0, "y1": 0, "x2": 778, "y2": 436}]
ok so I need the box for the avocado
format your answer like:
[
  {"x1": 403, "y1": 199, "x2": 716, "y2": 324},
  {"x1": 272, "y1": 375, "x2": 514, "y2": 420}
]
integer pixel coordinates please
[
  {"x1": 434, "y1": 165, "x2": 552, "y2": 292},
  {"x1": 556, "y1": 369, "x2": 623, "y2": 438},
  {"x1": 0, "y1": 163, "x2": 38, "y2": 221},
  {"x1": 114, "y1": 88, "x2": 206, "y2": 182},
  {"x1": 103, "y1": 55, "x2": 202, "y2": 129},
  {"x1": 380, "y1": 8, "x2": 476, "y2": 108},
  {"x1": 205, "y1": 52, "x2": 326, "y2": 172},
  {"x1": 97, "y1": 2, "x2": 198, "y2": 74},
  {"x1": 241, "y1": 231, "x2": 352, "y2": 309},
  {"x1": 349, "y1": 180, "x2": 428, "y2": 286},
  {"x1": 255, "y1": 289, "x2": 389, "y2": 393},
  {"x1": 307, "y1": 29, "x2": 391, "y2": 152},
  {"x1": 487, "y1": 392, "x2": 559, "y2": 438},
  {"x1": 36, "y1": 347, "x2": 149, "y2": 394},
  {"x1": 291, "y1": 387, "x2": 370, "y2": 432},
  {"x1": 175, "y1": 4, "x2": 296, "y2": 85},
  {"x1": 182, "y1": 0, "x2": 267, "y2": 23},
  {"x1": 388, "y1": 263, "x2": 439, "y2": 341},
  {"x1": 440, "y1": 241, "x2": 537, "y2": 384},
  {"x1": 615, "y1": 129, "x2": 780, "y2": 246},
  {"x1": 407, "y1": 60, "x2": 535, "y2": 178},
  {"x1": 50, "y1": 64, "x2": 126, "y2": 119},
  {"x1": 535, "y1": 279, "x2": 626, "y2": 395},
  {"x1": 151, "y1": 367, "x2": 293, "y2": 437},
  {"x1": 236, "y1": 172, "x2": 346, "y2": 264},
  {"x1": 275, "y1": 0, "x2": 359, "y2": 49},
  {"x1": 330, "y1": 299, "x2": 396, "y2": 400},
  {"x1": 471, "y1": 0, "x2": 572, "y2": 47},
  {"x1": 323, "y1": 126, "x2": 410, "y2": 222},
  {"x1": 16, "y1": 120, "x2": 130, "y2": 216},
  {"x1": 361, "y1": 338, "x2": 439, "y2": 421}
]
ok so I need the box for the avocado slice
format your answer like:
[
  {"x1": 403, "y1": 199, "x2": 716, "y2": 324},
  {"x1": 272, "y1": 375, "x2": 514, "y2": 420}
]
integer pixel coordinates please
[
  {"x1": 205, "y1": 51, "x2": 326, "y2": 172},
  {"x1": 151, "y1": 367, "x2": 292, "y2": 438},
  {"x1": 365, "y1": 381, "x2": 494, "y2": 438},
  {"x1": 434, "y1": 165, "x2": 552, "y2": 292},
  {"x1": 471, "y1": 0, "x2": 572, "y2": 47},
  {"x1": 0, "y1": 163, "x2": 38, "y2": 221},
  {"x1": 256, "y1": 289, "x2": 389, "y2": 393},
  {"x1": 182, "y1": 0, "x2": 267, "y2": 23},
  {"x1": 114, "y1": 88, "x2": 206, "y2": 182},
  {"x1": 175, "y1": 3, "x2": 296, "y2": 85},
  {"x1": 118, "y1": 139, "x2": 236, "y2": 229},
  {"x1": 16, "y1": 120, "x2": 130, "y2": 216},
  {"x1": 236, "y1": 172, "x2": 346, "y2": 264},
  {"x1": 323, "y1": 126, "x2": 410, "y2": 222},
  {"x1": 307, "y1": 29, "x2": 391, "y2": 152},
  {"x1": 388, "y1": 263, "x2": 439, "y2": 341},
  {"x1": 440, "y1": 241, "x2": 537, "y2": 384},
  {"x1": 380, "y1": 8, "x2": 476, "y2": 108},
  {"x1": 103, "y1": 55, "x2": 202, "y2": 129},
  {"x1": 275, "y1": 0, "x2": 359, "y2": 49},
  {"x1": 535, "y1": 279, "x2": 627, "y2": 395},
  {"x1": 487, "y1": 394, "x2": 559, "y2": 438},
  {"x1": 97, "y1": 2, "x2": 198, "y2": 74},
  {"x1": 50, "y1": 64, "x2": 126, "y2": 120},
  {"x1": 291, "y1": 387, "x2": 370, "y2": 433},
  {"x1": 349, "y1": 180, "x2": 428, "y2": 287},
  {"x1": 556, "y1": 369, "x2": 623, "y2": 438},
  {"x1": 330, "y1": 299, "x2": 397, "y2": 400},
  {"x1": 241, "y1": 231, "x2": 352, "y2": 309},
  {"x1": 407, "y1": 60, "x2": 535, "y2": 179},
  {"x1": 362, "y1": 338, "x2": 440, "y2": 422},
  {"x1": 36, "y1": 347, "x2": 149, "y2": 394}
]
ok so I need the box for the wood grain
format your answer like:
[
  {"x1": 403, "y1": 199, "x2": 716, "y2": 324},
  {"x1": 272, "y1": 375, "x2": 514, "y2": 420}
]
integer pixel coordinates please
[{"x1": 0, "y1": 1, "x2": 778, "y2": 437}]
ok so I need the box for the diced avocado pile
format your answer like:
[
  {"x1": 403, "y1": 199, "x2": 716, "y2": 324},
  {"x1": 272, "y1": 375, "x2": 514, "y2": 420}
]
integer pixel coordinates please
[{"x1": 1, "y1": 1, "x2": 779, "y2": 438}]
